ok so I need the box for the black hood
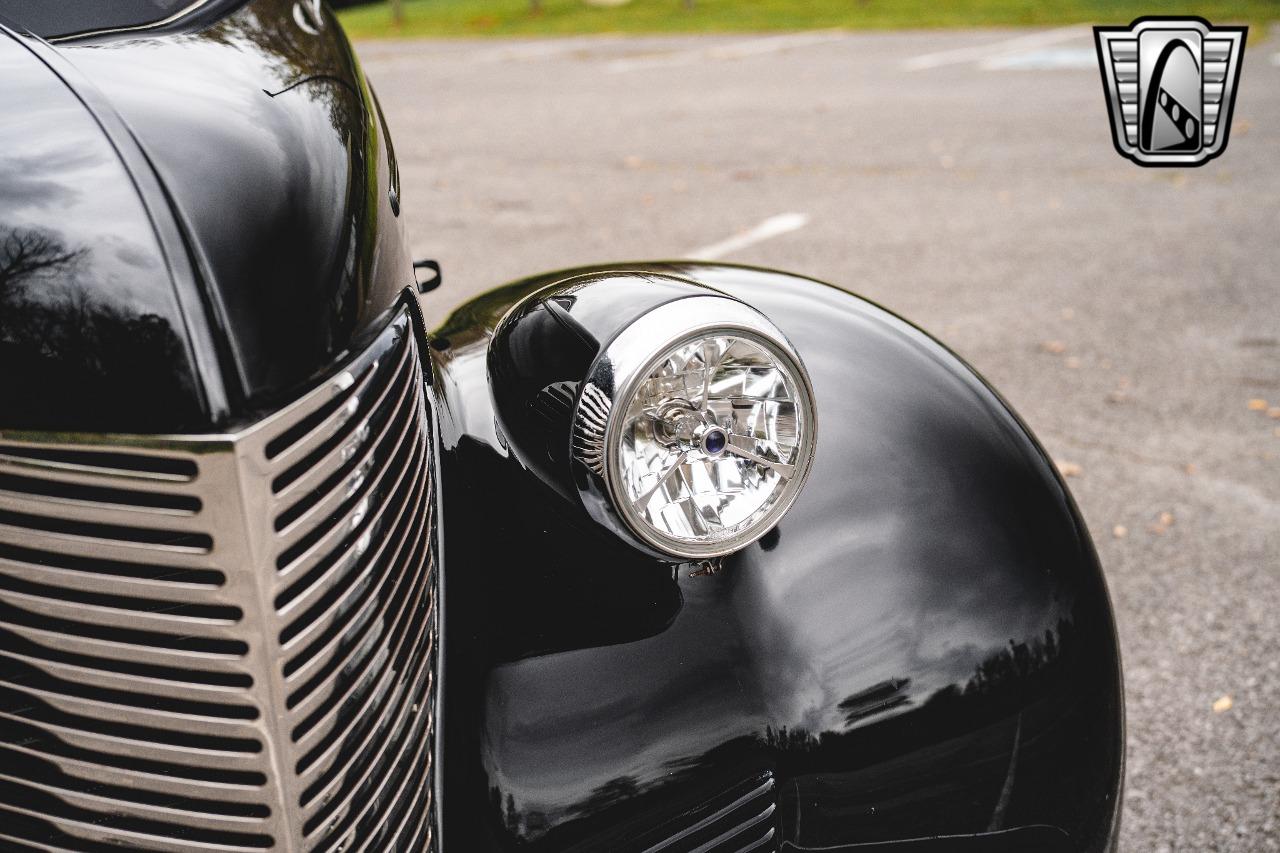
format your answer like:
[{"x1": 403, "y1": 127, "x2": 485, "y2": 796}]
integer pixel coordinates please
[
  {"x1": 0, "y1": 0, "x2": 411, "y2": 433},
  {"x1": 0, "y1": 26, "x2": 207, "y2": 433}
]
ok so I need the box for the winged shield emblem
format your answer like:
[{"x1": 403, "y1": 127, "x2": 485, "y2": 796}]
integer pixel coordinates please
[{"x1": 1094, "y1": 17, "x2": 1246, "y2": 166}]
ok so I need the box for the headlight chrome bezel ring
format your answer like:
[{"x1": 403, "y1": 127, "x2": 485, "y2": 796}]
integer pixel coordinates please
[{"x1": 571, "y1": 293, "x2": 818, "y2": 560}]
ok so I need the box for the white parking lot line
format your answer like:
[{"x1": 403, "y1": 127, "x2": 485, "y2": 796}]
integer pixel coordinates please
[
  {"x1": 980, "y1": 47, "x2": 1098, "y2": 71},
  {"x1": 686, "y1": 212, "x2": 809, "y2": 261},
  {"x1": 606, "y1": 30, "x2": 845, "y2": 73},
  {"x1": 902, "y1": 26, "x2": 1089, "y2": 71}
]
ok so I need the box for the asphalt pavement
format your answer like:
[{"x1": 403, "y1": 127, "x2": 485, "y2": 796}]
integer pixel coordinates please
[{"x1": 357, "y1": 27, "x2": 1280, "y2": 851}]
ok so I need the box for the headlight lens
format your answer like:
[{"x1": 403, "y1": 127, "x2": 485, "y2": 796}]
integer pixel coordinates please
[
  {"x1": 615, "y1": 332, "x2": 809, "y2": 553},
  {"x1": 572, "y1": 290, "x2": 817, "y2": 560}
]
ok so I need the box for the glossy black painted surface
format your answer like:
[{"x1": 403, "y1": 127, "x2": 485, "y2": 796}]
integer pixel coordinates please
[
  {"x1": 0, "y1": 29, "x2": 205, "y2": 432},
  {"x1": 429, "y1": 263, "x2": 1124, "y2": 852},
  {"x1": 0, "y1": 0, "x2": 411, "y2": 432}
]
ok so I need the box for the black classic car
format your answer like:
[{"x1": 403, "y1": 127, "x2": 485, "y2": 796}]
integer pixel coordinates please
[{"x1": 0, "y1": 1, "x2": 1123, "y2": 851}]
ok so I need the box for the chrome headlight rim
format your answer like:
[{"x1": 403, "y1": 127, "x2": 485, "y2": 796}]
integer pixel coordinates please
[{"x1": 573, "y1": 292, "x2": 818, "y2": 560}]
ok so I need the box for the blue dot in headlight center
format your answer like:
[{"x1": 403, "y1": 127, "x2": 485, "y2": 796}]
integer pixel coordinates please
[{"x1": 702, "y1": 427, "x2": 728, "y2": 456}]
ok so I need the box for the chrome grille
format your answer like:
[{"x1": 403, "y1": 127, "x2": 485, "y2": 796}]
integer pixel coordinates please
[{"x1": 0, "y1": 309, "x2": 437, "y2": 852}]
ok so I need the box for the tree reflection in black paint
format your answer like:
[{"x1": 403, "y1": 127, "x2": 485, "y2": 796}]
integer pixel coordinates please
[
  {"x1": 758, "y1": 617, "x2": 1102, "y2": 846},
  {"x1": 763, "y1": 617, "x2": 1080, "y2": 760},
  {"x1": 200, "y1": 2, "x2": 364, "y2": 143},
  {"x1": 0, "y1": 227, "x2": 202, "y2": 432},
  {"x1": 485, "y1": 625, "x2": 1075, "y2": 844},
  {"x1": 191, "y1": 0, "x2": 374, "y2": 375},
  {"x1": 484, "y1": 610, "x2": 1114, "y2": 850},
  {"x1": 571, "y1": 775, "x2": 643, "y2": 819},
  {"x1": 0, "y1": 229, "x2": 86, "y2": 294}
]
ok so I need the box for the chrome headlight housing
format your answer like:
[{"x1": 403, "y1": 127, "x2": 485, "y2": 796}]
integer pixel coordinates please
[{"x1": 572, "y1": 292, "x2": 817, "y2": 559}]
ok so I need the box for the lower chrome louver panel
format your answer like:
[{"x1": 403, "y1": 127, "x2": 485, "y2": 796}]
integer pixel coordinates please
[
  {"x1": 0, "y1": 309, "x2": 437, "y2": 852},
  {"x1": 562, "y1": 773, "x2": 778, "y2": 853},
  {"x1": 643, "y1": 774, "x2": 778, "y2": 853}
]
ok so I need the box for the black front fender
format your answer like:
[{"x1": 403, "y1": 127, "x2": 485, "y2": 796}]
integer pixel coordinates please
[{"x1": 426, "y1": 262, "x2": 1123, "y2": 852}]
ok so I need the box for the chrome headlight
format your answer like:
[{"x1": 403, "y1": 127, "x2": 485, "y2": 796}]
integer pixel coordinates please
[{"x1": 573, "y1": 292, "x2": 817, "y2": 559}]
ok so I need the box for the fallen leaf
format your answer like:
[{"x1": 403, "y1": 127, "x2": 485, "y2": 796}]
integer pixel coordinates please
[
  {"x1": 622, "y1": 154, "x2": 644, "y2": 169},
  {"x1": 1041, "y1": 340, "x2": 1067, "y2": 355},
  {"x1": 1113, "y1": 524, "x2": 1128, "y2": 539},
  {"x1": 1184, "y1": 463, "x2": 1196, "y2": 475},
  {"x1": 1268, "y1": 408, "x2": 1280, "y2": 420},
  {"x1": 1149, "y1": 511, "x2": 1175, "y2": 534},
  {"x1": 1065, "y1": 356, "x2": 1081, "y2": 369},
  {"x1": 1055, "y1": 460, "x2": 1082, "y2": 477},
  {"x1": 1213, "y1": 695, "x2": 1233, "y2": 713},
  {"x1": 1247, "y1": 398, "x2": 1268, "y2": 411}
]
